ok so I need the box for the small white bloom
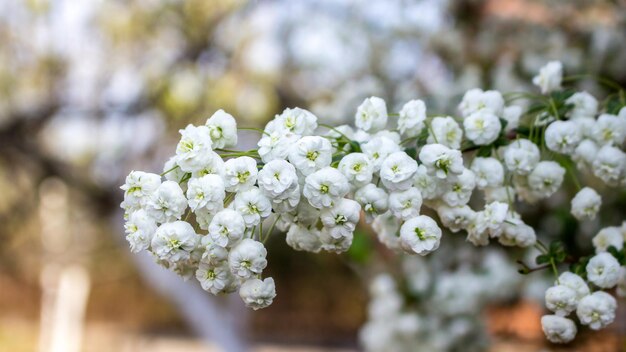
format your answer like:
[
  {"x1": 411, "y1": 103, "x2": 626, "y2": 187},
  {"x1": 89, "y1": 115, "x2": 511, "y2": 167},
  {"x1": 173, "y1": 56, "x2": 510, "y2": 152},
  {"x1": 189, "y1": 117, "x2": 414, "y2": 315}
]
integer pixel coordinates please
[
  {"x1": 592, "y1": 145, "x2": 626, "y2": 186},
  {"x1": 372, "y1": 213, "x2": 401, "y2": 250},
  {"x1": 338, "y1": 153, "x2": 374, "y2": 188},
  {"x1": 288, "y1": 136, "x2": 332, "y2": 176},
  {"x1": 566, "y1": 91, "x2": 598, "y2": 119},
  {"x1": 441, "y1": 169, "x2": 476, "y2": 206},
  {"x1": 592, "y1": 113, "x2": 626, "y2": 146},
  {"x1": 389, "y1": 187, "x2": 423, "y2": 220},
  {"x1": 528, "y1": 161, "x2": 565, "y2": 198},
  {"x1": 303, "y1": 167, "x2": 350, "y2": 209},
  {"x1": 419, "y1": 143, "x2": 464, "y2": 179},
  {"x1": 175, "y1": 124, "x2": 213, "y2": 172},
  {"x1": 355, "y1": 184, "x2": 388, "y2": 222},
  {"x1": 398, "y1": 99, "x2": 426, "y2": 137},
  {"x1": 286, "y1": 224, "x2": 322, "y2": 253},
  {"x1": 380, "y1": 151, "x2": 418, "y2": 191},
  {"x1": 319, "y1": 228, "x2": 353, "y2": 253},
  {"x1": 592, "y1": 226, "x2": 624, "y2": 253},
  {"x1": 146, "y1": 181, "x2": 188, "y2": 223},
  {"x1": 257, "y1": 129, "x2": 299, "y2": 163},
  {"x1": 151, "y1": 221, "x2": 198, "y2": 263},
  {"x1": 466, "y1": 212, "x2": 489, "y2": 246},
  {"x1": 499, "y1": 214, "x2": 536, "y2": 247},
  {"x1": 463, "y1": 111, "x2": 502, "y2": 146},
  {"x1": 228, "y1": 238, "x2": 267, "y2": 279},
  {"x1": 586, "y1": 252, "x2": 621, "y2": 289},
  {"x1": 545, "y1": 285, "x2": 578, "y2": 316},
  {"x1": 573, "y1": 139, "x2": 598, "y2": 168},
  {"x1": 541, "y1": 315, "x2": 577, "y2": 344},
  {"x1": 239, "y1": 277, "x2": 276, "y2": 310},
  {"x1": 196, "y1": 262, "x2": 236, "y2": 295},
  {"x1": 437, "y1": 205, "x2": 475, "y2": 233},
  {"x1": 274, "y1": 107, "x2": 318, "y2": 135},
  {"x1": 163, "y1": 157, "x2": 188, "y2": 183},
  {"x1": 205, "y1": 109, "x2": 237, "y2": 149},
  {"x1": 428, "y1": 116, "x2": 463, "y2": 149},
  {"x1": 413, "y1": 165, "x2": 440, "y2": 199},
  {"x1": 270, "y1": 185, "x2": 301, "y2": 214},
  {"x1": 557, "y1": 272, "x2": 590, "y2": 300},
  {"x1": 125, "y1": 209, "x2": 157, "y2": 253},
  {"x1": 571, "y1": 187, "x2": 602, "y2": 221},
  {"x1": 190, "y1": 151, "x2": 225, "y2": 179},
  {"x1": 233, "y1": 187, "x2": 272, "y2": 227},
  {"x1": 576, "y1": 291, "x2": 617, "y2": 330},
  {"x1": 545, "y1": 120, "x2": 582, "y2": 155},
  {"x1": 320, "y1": 198, "x2": 361, "y2": 239},
  {"x1": 257, "y1": 159, "x2": 298, "y2": 199},
  {"x1": 208, "y1": 209, "x2": 246, "y2": 248},
  {"x1": 533, "y1": 61, "x2": 563, "y2": 94},
  {"x1": 120, "y1": 171, "x2": 161, "y2": 209},
  {"x1": 200, "y1": 236, "x2": 229, "y2": 265},
  {"x1": 459, "y1": 88, "x2": 504, "y2": 117},
  {"x1": 400, "y1": 215, "x2": 442, "y2": 256},
  {"x1": 361, "y1": 136, "x2": 401, "y2": 172},
  {"x1": 471, "y1": 157, "x2": 504, "y2": 189},
  {"x1": 502, "y1": 105, "x2": 521, "y2": 132},
  {"x1": 355, "y1": 96, "x2": 388, "y2": 132},
  {"x1": 503, "y1": 139, "x2": 540, "y2": 175},
  {"x1": 223, "y1": 156, "x2": 258, "y2": 192},
  {"x1": 186, "y1": 174, "x2": 225, "y2": 212},
  {"x1": 483, "y1": 201, "x2": 509, "y2": 236}
]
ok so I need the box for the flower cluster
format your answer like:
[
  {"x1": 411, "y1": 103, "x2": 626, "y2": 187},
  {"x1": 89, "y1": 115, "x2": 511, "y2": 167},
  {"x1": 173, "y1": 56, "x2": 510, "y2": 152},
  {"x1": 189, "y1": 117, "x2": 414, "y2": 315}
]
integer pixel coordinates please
[{"x1": 122, "y1": 62, "x2": 626, "y2": 343}]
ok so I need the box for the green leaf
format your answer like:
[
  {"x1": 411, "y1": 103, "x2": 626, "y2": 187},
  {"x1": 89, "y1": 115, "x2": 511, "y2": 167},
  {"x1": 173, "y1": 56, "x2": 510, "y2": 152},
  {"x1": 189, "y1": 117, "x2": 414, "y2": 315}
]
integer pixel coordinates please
[
  {"x1": 536, "y1": 254, "x2": 550, "y2": 265},
  {"x1": 346, "y1": 230, "x2": 372, "y2": 263}
]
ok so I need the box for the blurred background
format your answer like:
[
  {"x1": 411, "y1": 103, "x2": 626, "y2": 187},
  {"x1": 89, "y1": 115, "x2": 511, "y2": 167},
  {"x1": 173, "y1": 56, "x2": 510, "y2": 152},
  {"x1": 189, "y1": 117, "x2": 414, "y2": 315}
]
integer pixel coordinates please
[{"x1": 1, "y1": 0, "x2": 626, "y2": 351}]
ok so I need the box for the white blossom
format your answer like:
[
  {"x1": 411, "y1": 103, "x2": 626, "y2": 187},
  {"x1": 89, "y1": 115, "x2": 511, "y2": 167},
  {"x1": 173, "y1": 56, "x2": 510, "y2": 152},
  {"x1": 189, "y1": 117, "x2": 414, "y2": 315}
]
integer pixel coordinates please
[
  {"x1": 428, "y1": 116, "x2": 463, "y2": 149},
  {"x1": 206, "y1": 109, "x2": 238, "y2": 149},
  {"x1": 437, "y1": 205, "x2": 475, "y2": 233},
  {"x1": 338, "y1": 153, "x2": 374, "y2": 188},
  {"x1": 196, "y1": 262, "x2": 236, "y2": 295},
  {"x1": 361, "y1": 136, "x2": 401, "y2": 172},
  {"x1": 459, "y1": 88, "x2": 504, "y2": 117},
  {"x1": 532, "y1": 61, "x2": 563, "y2": 94},
  {"x1": 186, "y1": 174, "x2": 225, "y2": 213},
  {"x1": 303, "y1": 167, "x2": 350, "y2": 209},
  {"x1": 355, "y1": 184, "x2": 388, "y2": 222},
  {"x1": 441, "y1": 169, "x2": 475, "y2": 206},
  {"x1": 502, "y1": 105, "x2": 521, "y2": 132},
  {"x1": 146, "y1": 181, "x2": 188, "y2": 223},
  {"x1": 471, "y1": 157, "x2": 504, "y2": 189},
  {"x1": 380, "y1": 151, "x2": 418, "y2": 191},
  {"x1": 389, "y1": 187, "x2": 423, "y2": 220},
  {"x1": 320, "y1": 198, "x2": 361, "y2": 239},
  {"x1": 151, "y1": 221, "x2": 198, "y2": 263},
  {"x1": 286, "y1": 224, "x2": 322, "y2": 253},
  {"x1": 120, "y1": 171, "x2": 161, "y2": 209},
  {"x1": 275, "y1": 107, "x2": 318, "y2": 135},
  {"x1": 545, "y1": 120, "x2": 582, "y2": 155},
  {"x1": 239, "y1": 277, "x2": 276, "y2": 310},
  {"x1": 124, "y1": 209, "x2": 157, "y2": 253},
  {"x1": 566, "y1": 91, "x2": 597, "y2": 119},
  {"x1": 419, "y1": 143, "x2": 464, "y2": 179},
  {"x1": 586, "y1": 252, "x2": 621, "y2": 289},
  {"x1": 570, "y1": 187, "x2": 602, "y2": 221},
  {"x1": 400, "y1": 215, "x2": 442, "y2": 256},
  {"x1": 545, "y1": 285, "x2": 577, "y2": 316},
  {"x1": 228, "y1": 239, "x2": 267, "y2": 279},
  {"x1": 557, "y1": 272, "x2": 589, "y2": 300},
  {"x1": 208, "y1": 209, "x2": 246, "y2": 248},
  {"x1": 576, "y1": 291, "x2": 617, "y2": 330},
  {"x1": 398, "y1": 99, "x2": 426, "y2": 137},
  {"x1": 528, "y1": 161, "x2": 565, "y2": 198},
  {"x1": 463, "y1": 110, "x2": 501, "y2": 146},
  {"x1": 592, "y1": 113, "x2": 626, "y2": 146},
  {"x1": 175, "y1": 124, "x2": 213, "y2": 172},
  {"x1": 503, "y1": 139, "x2": 540, "y2": 175},
  {"x1": 288, "y1": 136, "x2": 332, "y2": 176},
  {"x1": 541, "y1": 315, "x2": 577, "y2": 344},
  {"x1": 592, "y1": 145, "x2": 626, "y2": 186},
  {"x1": 257, "y1": 159, "x2": 299, "y2": 199},
  {"x1": 223, "y1": 156, "x2": 258, "y2": 192},
  {"x1": 355, "y1": 96, "x2": 388, "y2": 132}
]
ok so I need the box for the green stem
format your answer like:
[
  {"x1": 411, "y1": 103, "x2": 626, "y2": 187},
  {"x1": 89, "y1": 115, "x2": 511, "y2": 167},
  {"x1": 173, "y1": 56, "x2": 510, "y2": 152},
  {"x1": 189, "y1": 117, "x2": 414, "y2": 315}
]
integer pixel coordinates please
[
  {"x1": 238, "y1": 127, "x2": 270, "y2": 137},
  {"x1": 161, "y1": 165, "x2": 180, "y2": 176},
  {"x1": 563, "y1": 74, "x2": 625, "y2": 92},
  {"x1": 319, "y1": 124, "x2": 351, "y2": 142},
  {"x1": 263, "y1": 215, "x2": 281, "y2": 244},
  {"x1": 425, "y1": 120, "x2": 439, "y2": 144}
]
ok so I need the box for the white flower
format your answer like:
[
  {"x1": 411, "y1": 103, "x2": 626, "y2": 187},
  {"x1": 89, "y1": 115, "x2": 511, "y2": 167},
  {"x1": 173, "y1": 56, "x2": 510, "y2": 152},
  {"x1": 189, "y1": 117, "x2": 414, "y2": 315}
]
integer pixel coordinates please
[
  {"x1": 592, "y1": 145, "x2": 626, "y2": 186},
  {"x1": 389, "y1": 187, "x2": 423, "y2": 220},
  {"x1": 502, "y1": 105, "x2": 521, "y2": 132},
  {"x1": 320, "y1": 198, "x2": 361, "y2": 239},
  {"x1": 239, "y1": 277, "x2": 276, "y2": 310},
  {"x1": 120, "y1": 171, "x2": 161, "y2": 209},
  {"x1": 576, "y1": 291, "x2": 617, "y2": 330},
  {"x1": 459, "y1": 88, "x2": 504, "y2": 117},
  {"x1": 270, "y1": 185, "x2": 301, "y2": 214},
  {"x1": 437, "y1": 205, "x2": 475, "y2": 233},
  {"x1": 533, "y1": 61, "x2": 563, "y2": 94},
  {"x1": 303, "y1": 167, "x2": 350, "y2": 209},
  {"x1": 355, "y1": 96, "x2": 388, "y2": 132},
  {"x1": 163, "y1": 157, "x2": 188, "y2": 183},
  {"x1": 186, "y1": 175, "x2": 225, "y2": 212},
  {"x1": 151, "y1": 221, "x2": 198, "y2": 263},
  {"x1": 233, "y1": 187, "x2": 272, "y2": 227},
  {"x1": 208, "y1": 209, "x2": 246, "y2": 248},
  {"x1": 592, "y1": 226, "x2": 623, "y2": 253},
  {"x1": 361, "y1": 136, "x2": 401, "y2": 172},
  {"x1": 190, "y1": 151, "x2": 225, "y2": 179},
  {"x1": 274, "y1": 107, "x2": 318, "y2": 135},
  {"x1": 572, "y1": 139, "x2": 598, "y2": 168},
  {"x1": 228, "y1": 238, "x2": 267, "y2": 279},
  {"x1": 571, "y1": 187, "x2": 602, "y2": 221},
  {"x1": 196, "y1": 262, "x2": 235, "y2": 295},
  {"x1": 586, "y1": 252, "x2": 621, "y2": 289},
  {"x1": 257, "y1": 159, "x2": 298, "y2": 199},
  {"x1": 286, "y1": 224, "x2": 322, "y2": 253},
  {"x1": 557, "y1": 272, "x2": 590, "y2": 300},
  {"x1": 413, "y1": 165, "x2": 440, "y2": 199},
  {"x1": 398, "y1": 99, "x2": 426, "y2": 137},
  {"x1": 400, "y1": 215, "x2": 442, "y2": 256},
  {"x1": 463, "y1": 110, "x2": 502, "y2": 146},
  {"x1": 257, "y1": 128, "x2": 299, "y2": 163},
  {"x1": 380, "y1": 151, "x2": 418, "y2": 191},
  {"x1": 471, "y1": 157, "x2": 504, "y2": 189},
  {"x1": 499, "y1": 214, "x2": 536, "y2": 247},
  {"x1": 441, "y1": 169, "x2": 476, "y2": 206},
  {"x1": 200, "y1": 236, "x2": 229, "y2": 265},
  {"x1": 466, "y1": 212, "x2": 489, "y2": 246},
  {"x1": 428, "y1": 116, "x2": 463, "y2": 149},
  {"x1": 355, "y1": 184, "x2": 388, "y2": 222},
  {"x1": 541, "y1": 315, "x2": 577, "y2": 344},
  {"x1": 419, "y1": 143, "x2": 464, "y2": 179},
  {"x1": 372, "y1": 213, "x2": 401, "y2": 250},
  {"x1": 545, "y1": 285, "x2": 577, "y2": 316},
  {"x1": 503, "y1": 139, "x2": 540, "y2": 175},
  {"x1": 205, "y1": 109, "x2": 237, "y2": 149},
  {"x1": 592, "y1": 113, "x2": 626, "y2": 146},
  {"x1": 566, "y1": 91, "x2": 598, "y2": 119},
  {"x1": 528, "y1": 161, "x2": 565, "y2": 198},
  {"x1": 545, "y1": 120, "x2": 582, "y2": 155},
  {"x1": 338, "y1": 153, "x2": 374, "y2": 188},
  {"x1": 175, "y1": 124, "x2": 213, "y2": 172},
  {"x1": 124, "y1": 209, "x2": 157, "y2": 253},
  {"x1": 483, "y1": 201, "x2": 509, "y2": 236},
  {"x1": 146, "y1": 181, "x2": 188, "y2": 223},
  {"x1": 288, "y1": 136, "x2": 332, "y2": 176},
  {"x1": 223, "y1": 156, "x2": 258, "y2": 192}
]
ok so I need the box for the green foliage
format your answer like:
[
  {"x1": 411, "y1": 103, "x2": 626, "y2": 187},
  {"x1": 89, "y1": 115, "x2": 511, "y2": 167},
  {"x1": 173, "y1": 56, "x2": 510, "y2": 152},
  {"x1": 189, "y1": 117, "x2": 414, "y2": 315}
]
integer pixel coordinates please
[{"x1": 346, "y1": 229, "x2": 372, "y2": 264}]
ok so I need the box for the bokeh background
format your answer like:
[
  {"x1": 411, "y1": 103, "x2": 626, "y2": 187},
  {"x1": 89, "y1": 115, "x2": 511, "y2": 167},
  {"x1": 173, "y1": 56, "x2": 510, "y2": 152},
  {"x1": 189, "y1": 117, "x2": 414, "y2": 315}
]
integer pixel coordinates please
[{"x1": 1, "y1": 0, "x2": 626, "y2": 351}]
